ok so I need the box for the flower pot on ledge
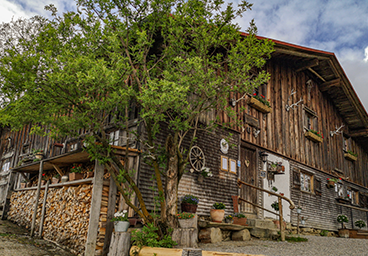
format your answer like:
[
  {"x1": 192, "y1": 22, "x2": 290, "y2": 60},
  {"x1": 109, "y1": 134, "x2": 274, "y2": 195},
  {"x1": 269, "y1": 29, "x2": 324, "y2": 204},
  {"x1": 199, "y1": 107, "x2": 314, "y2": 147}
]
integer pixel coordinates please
[
  {"x1": 344, "y1": 153, "x2": 357, "y2": 162},
  {"x1": 69, "y1": 172, "x2": 83, "y2": 181},
  {"x1": 305, "y1": 131, "x2": 323, "y2": 143},
  {"x1": 247, "y1": 97, "x2": 272, "y2": 114}
]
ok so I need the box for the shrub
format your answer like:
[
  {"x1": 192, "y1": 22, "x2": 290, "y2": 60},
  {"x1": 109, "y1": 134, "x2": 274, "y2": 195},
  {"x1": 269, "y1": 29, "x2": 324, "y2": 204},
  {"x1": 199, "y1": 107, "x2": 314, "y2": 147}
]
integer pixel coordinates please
[
  {"x1": 213, "y1": 202, "x2": 225, "y2": 209},
  {"x1": 355, "y1": 220, "x2": 366, "y2": 229},
  {"x1": 131, "y1": 223, "x2": 177, "y2": 249},
  {"x1": 177, "y1": 212, "x2": 195, "y2": 219}
]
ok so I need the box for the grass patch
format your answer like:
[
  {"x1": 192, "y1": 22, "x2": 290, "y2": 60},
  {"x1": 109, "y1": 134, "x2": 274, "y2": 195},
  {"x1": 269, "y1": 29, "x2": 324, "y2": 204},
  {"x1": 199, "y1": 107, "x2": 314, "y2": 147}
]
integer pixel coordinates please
[
  {"x1": 0, "y1": 233, "x2": 16, "y2": 238},
  {"x1": 285, "y1": 236, "x2": 308, "y2": 242}
]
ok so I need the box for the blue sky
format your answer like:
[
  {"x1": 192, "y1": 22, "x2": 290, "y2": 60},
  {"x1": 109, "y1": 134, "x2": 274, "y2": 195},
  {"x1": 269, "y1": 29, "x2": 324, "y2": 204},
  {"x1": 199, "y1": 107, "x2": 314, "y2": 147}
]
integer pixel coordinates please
[{"x1": 1, "y1": 0, "x2": 367, "y2": 112}]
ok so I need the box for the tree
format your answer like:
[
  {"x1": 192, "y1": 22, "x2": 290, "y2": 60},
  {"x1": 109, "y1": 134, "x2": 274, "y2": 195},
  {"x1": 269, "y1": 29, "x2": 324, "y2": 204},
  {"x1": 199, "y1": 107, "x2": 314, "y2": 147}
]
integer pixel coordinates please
[{"x1": 0, "y1": 0, "x2": 273, "y2": 235}]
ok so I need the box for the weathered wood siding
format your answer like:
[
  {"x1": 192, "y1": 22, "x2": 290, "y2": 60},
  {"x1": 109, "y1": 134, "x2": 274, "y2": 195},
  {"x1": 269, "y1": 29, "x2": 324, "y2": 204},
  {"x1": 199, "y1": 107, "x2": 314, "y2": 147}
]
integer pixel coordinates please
[
  {"x1": 138, "y1": 124, "x2": 240, "y2": 215},
  {"x1": 221, "y1": 57, "x2": 368, "y2": 188}
]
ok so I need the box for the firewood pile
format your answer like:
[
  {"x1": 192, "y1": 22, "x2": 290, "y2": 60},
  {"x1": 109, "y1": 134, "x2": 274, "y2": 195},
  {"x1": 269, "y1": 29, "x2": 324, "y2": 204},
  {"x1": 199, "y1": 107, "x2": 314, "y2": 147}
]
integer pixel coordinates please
[{"x1": 8, "y1": 184, "x2": 93, "y2": 254}]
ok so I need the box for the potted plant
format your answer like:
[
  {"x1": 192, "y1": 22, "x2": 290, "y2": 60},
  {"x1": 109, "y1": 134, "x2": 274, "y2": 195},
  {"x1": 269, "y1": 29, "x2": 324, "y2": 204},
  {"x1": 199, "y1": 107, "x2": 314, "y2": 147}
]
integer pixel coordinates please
[
  {"x1": 344, "y1": 150, "x2": 358, "y2": 161},
  {"x1": 41, "y1": 173, "x2": 47, "y2": 186},
  {"x1": 52, "y1": 174, "x2": 60, "y2": 184},
  {"x1": 198, "y1": 167, "x2": 213, "y2": 183},
  {"x1": 112, "y1": 210, "x2": 130, "y2": 232},
  {"x1": 296, "y1": 206, "x2": 302, "y2": 214},
  {"x1": 305, "y1": 129, "x2": 324, "y2": 143},
  {"x1": 327, "y1": 178, "x2": 338, "y2": 188},
  {"x1": 181, "y1": 195, "x2": 199, "y2": 213},
  {"x1": 225, "y1": 215, "x2": 233, "y2": 224},
  {"x1": 248, "y1": 93, "x2": 272, "y2": 113},
  {"x1": 210, "y1": 202, "x2": 225, "y2": 223},
  {"x1": 355, "y1": 220, "x2": 366, "y2": 229},
  {"x1": 271, "y1": 186, "x2": 278, "y2": 192},
  {"x1": 233, "y1": 213, "x2": 247, "y2": 226},
  {"x1": 176, "y1": 212, "x2": 196, "y2": 228},
  {"x1": 69, "y1": 163, "x2": 83, "y2": 181},
  {"x1": 33, "y1": 149, "x2": 44, "y2": 160},
  {"x1": 337, "y1": 214, "x2": 349, "y2": 238},
  {"x1": 268, "y1": 162, "x2": 284, "y2": 174},
  {"x1": 300, "y1": 216, "x2": 306, "y2": 225}
]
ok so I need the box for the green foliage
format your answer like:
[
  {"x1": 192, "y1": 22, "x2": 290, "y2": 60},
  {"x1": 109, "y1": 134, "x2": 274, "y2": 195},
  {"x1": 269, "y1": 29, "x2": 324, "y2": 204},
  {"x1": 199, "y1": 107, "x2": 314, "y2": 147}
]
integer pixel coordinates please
[
  {"x1": 271, "y1": 201, "x2": 279, "y2": 211},
  {"x1": 181, "y1": 195, "x2": 199, "y2": 205},
  {"x1": 346, "y1": 150, "x2": 358, "y2": 157},
  {"x1": 284, "y1": 236, "x2": 308, "y2": 242},
  {"x1": 213, "y1": 202, "x2": 225, "y2": 209},
  {"x1": 271, "y1": 186, "x2": 278, "y2": 192},
  {"x1": 70, "y1": 163, "x2": 83, "y2": 173},
  {"x1": 355, "y1": 220, "x2": 366, "y2": 229},
  {"x1": 308, "y1": 129, "x2": 324, "y2": 139},
  {"x1": 111, "y1": 210, "x2": 129, "y2": 222},
  {"x1": 233, "y1": 213, "x2": 246, "y2": 218},
  {"x1": 225, "y1": 215, "x2": 233, "y2": 220},
  {"x1": 320, "y1": 230, "x2": 329, "y2": 236},
  {"x1": 131, "y1": 223, "x2": 177, "y2": 249},
  {"x1": 252, "y1": 94, "x2": 271, "y2": 107},
  {"x1": 337, "y1": 214, "x2": 348, "y2": 223},
  {"x1": 176, "y1": 212, "x2": 194, "y2": 219}
]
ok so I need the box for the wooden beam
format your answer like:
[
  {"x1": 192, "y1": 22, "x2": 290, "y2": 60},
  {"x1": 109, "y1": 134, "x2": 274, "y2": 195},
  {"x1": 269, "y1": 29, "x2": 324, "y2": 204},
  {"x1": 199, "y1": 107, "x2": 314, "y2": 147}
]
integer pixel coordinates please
[
  {"x1": 39, "y1": 179, "x2": 50, "y2": 237},
  {"x1": 295, "y1": 58, "x2": 319, "y2": 72},
  {"x1": 30, "y1": 161, "x2": 43, "y2": 237},
  {"x1": 348, "y1": 128, "x2": 368, "y2": 137},
  {"x1": 319, "y1": 78, "x2": 341, "y2": 92},
  {"x1": 85, "y1": 160, "x2": 104, "y2": 256},
  {"x1": 102, "y1": 176, "x2": 118, "y2": 256},
  {"x1": 275, "y1": 48, "x2": 330, "y2": 60},
  {"x1": 308, "y1": 67, "x2": 326, "y2": 82},
  {"x1": 52, "y1": 164, "x2": 64, "y2": 177}
]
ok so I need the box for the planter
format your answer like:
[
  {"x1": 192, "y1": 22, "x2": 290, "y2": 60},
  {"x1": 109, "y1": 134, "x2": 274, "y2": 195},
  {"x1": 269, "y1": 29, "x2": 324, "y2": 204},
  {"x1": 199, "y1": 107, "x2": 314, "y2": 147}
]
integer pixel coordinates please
[
  {"x1": 296, "y1": 208, "x2": 302, "y2": 214},
  {"x1": 225, "y1": 218, "x2": 233, "y2": 224},
  {"x1": 51, "y1": 178, "x2": 59, "y2": 184},
  {"x1": 69, "y1": 172, "x2": 83, "y2": 181},
  {"x1": 61, "y1": 175, "x2": 69, "y2": 183},
  {"x1": 20, "y1": 183, "x2": 26, "y2": 189},
  {"x1": 233, "y1": 217, "x2": 247, "y2": 226},
  {"x1": 247, "y1": 97, "x2": 272, "y2": 114},
  {"x1": 181, "y1": 203, "x2": 198, "y2": 213},
  {"x1": 327, "y1": 180, "x2": 336, "y2": 188},
  {"x1": 301, "y1": 220, "x2": 306, "y2": 225},
  {"x1": 210, "y1": 209, "x2": 225, "y2": 223},
  {"x1": 305, "y1": 131, "x2": 323, "y2": 143},
  {"x1": 336, "y1": 198, "x2": 351, "y2": 204},
  {"x1": 35, "y1": 153, "x2": 44, "y2": 160},
  {"x1": 344, "y1": 153, "x2": 357, "y2": 162},
  {"x1": 114, "y1": 221, "x2": 130, "y2": 232},
  {"x1": 178, "y1": 217, "x2": 197, "y2": 229},
  {"x1": 338, "y1": 229, "x2": 350, "y2": 238}
]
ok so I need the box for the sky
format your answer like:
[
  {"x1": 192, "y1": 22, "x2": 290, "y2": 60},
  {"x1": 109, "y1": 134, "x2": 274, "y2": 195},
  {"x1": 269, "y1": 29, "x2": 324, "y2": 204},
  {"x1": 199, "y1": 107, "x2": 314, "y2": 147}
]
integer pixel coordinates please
[{"x1": 0, "y1": 0, "x2": 367, "y2": 112}]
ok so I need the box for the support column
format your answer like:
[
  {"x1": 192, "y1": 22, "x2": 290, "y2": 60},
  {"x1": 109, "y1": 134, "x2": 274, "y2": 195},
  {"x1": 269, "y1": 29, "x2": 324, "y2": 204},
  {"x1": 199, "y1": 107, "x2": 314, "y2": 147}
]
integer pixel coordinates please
[
  {"x1": 85, "y1": 160, "x2": 104, "y2": 256},
  {"x1": 102, "y1": 176, "x2": 117, "y2": 256},
  {"x1": 39, "y1": 179, "x2": 50, "y2": 237},
  {"x1": 30, "y1": 161, "x2": 44, "y2": 237}
]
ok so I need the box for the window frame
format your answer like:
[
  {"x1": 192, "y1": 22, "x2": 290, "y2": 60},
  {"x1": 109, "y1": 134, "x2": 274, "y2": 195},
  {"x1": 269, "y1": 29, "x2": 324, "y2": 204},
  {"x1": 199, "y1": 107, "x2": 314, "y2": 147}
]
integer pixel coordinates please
[
  {"x1": 300, "y1": 171, "x2": 314, "y2": 194},
  {"x1": 303, "y1": 106, "x2": 318, "y2": 132},
  {"x1": 1, "y1": 158, "x2": 11, "y2": 173}
]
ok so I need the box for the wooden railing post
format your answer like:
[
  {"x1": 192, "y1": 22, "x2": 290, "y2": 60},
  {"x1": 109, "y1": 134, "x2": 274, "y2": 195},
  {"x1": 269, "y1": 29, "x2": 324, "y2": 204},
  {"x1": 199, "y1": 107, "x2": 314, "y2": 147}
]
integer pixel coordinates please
[{"x1": 278, "y1": 197, "x2": 285, "y2": 241}]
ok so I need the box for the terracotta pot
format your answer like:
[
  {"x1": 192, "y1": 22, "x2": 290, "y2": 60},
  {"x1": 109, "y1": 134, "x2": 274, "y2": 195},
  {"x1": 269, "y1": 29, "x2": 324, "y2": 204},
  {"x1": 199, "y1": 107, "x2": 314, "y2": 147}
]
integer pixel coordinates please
[
  {"x1": 35, "y1": 153, "x2": 44, "y2": 160},
  {"x1": 233, "y1": 217, "x2": 247, "y2": 226},
  {"x1": 52, "y1": 178, "x2": 59, "y2": 184},
  {"x1": 338, "y1": 229, "x2": 349, "y2": 238},
  {"x1": 69, "y1": 172, "x2": 83, "y2": 181},
  {"x1": 181, "y1": 203, "x2": 198, "y2": 213},
  {"x1": 210, "y1": 209, "x2": 225, "y2": 223},
  {"x1": 20, "y1": 183, "x2": 26, "y2": 189}
]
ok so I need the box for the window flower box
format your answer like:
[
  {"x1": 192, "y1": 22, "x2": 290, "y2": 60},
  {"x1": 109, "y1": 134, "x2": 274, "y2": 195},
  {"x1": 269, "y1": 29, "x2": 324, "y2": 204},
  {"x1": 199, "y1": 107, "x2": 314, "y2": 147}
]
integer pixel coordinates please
[
  {"x1": 344, "y1": 152, "x2": 357, "y2": 162},
  {"x1": 305, "y1": 130, "x2": 323, "y2": 143},
  {"x1": 248, "y1": 96, "x2": 272, "y2": 114}
]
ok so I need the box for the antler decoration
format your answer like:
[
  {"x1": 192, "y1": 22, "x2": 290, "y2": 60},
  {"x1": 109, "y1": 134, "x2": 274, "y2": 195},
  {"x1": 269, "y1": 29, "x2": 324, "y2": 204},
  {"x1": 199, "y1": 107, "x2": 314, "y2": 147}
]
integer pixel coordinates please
[
  {"x1": 253, "y1": 127, "x2": 260, "y2": 138},
  {"x1": 330, "y1": 123, "x2": 345, "y2": 137},
  {"x1": 285, "y1": 89, "x2": 303, "y2": 111}
]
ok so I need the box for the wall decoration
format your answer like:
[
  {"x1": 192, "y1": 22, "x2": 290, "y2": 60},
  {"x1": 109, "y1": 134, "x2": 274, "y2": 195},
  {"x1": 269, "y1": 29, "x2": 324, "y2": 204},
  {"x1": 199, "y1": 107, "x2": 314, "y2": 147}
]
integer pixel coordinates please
[
  {"x1": 230, "y1": 159, "x2": 237, "y2": 174},
  {"x1": 220, "y1": 139, "x2": 229, "y2": 154},
  {"x1": 260, "y1": 171, "x2": 266, "y2": 179},
  {"x1": 189, "y1": 146, "x2": 206, "y2": 172},
  {"x1": 221, "y1": 156, "x2": 228, "y2": 171},
  {"x1": 244, "y1": 159, "x2": 250, "y2": 167}
]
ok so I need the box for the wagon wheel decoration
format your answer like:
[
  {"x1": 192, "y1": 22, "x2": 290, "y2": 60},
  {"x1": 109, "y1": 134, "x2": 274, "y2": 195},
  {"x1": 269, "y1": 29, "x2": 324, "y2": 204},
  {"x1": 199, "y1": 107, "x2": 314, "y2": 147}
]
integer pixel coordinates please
[{"x1": 189, "y1": 146, "x2": 206, "y2": 172}]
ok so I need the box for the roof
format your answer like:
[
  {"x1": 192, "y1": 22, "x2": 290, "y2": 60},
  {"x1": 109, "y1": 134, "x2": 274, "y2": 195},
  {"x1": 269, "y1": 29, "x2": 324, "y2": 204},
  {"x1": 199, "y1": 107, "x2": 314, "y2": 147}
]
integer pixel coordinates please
[{"x1": 242, "y1": 33, "x2": 368, "y2": 150}]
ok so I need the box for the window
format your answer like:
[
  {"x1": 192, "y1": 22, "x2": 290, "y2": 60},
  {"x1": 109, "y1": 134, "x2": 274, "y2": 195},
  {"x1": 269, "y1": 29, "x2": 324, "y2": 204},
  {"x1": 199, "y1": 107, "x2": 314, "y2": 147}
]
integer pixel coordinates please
[
  {"x1": 1, "y1": 159, "x2": 10, "y2": 173},
  {"x1": 335, "y1": 183, "x2": 344, "y2": 198},
  {"x1": 303, "y1": 106, "x2": 318, "y2": 131},
  {"x1": 293, "y1": 169, "x2": 301, "y2": 189},
  {"x1": 347, "y1": 189, "x2": 359, "y2": 205},
  {"x1": 300, "y1": 172, "x2": 313, "y2": 193},
  {"x1": 109, "y1": 130, "x2": 120, "y2": 146},
  {"x1": 343, "y1": 136, "x2": 349, "y2": 152}
]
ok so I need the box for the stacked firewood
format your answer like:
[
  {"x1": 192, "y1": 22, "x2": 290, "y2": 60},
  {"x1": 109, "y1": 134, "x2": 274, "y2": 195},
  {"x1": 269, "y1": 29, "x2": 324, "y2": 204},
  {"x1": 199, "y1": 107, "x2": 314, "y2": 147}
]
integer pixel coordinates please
[
  {"x1": 8, "y1": 184, "x2": 93, "y2": 254},
  {"x1": 95, "y1": 183, "x2": 110, "y2": 255}
]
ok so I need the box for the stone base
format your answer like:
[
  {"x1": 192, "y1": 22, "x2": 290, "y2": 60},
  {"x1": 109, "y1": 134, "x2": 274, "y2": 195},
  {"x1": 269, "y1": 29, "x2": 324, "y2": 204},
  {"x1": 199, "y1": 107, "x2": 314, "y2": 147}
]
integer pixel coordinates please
[{"x1": 172, "y1": 228, "x2": 198, "y2": 247}]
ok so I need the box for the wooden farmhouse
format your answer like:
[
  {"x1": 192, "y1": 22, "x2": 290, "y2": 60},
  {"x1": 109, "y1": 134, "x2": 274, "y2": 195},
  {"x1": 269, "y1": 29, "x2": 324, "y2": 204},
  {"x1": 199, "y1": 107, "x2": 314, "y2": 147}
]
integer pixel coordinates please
[{"x1": 0, "y1": 34, "x2": 368, "y2": 253}]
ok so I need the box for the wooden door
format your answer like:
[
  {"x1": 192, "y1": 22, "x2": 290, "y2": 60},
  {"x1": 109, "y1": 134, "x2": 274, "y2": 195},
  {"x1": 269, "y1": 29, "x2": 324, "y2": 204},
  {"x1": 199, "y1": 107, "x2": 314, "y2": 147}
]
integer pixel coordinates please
[{"x1": 240, "y1": 144, "x2": 258, "y2": 213}]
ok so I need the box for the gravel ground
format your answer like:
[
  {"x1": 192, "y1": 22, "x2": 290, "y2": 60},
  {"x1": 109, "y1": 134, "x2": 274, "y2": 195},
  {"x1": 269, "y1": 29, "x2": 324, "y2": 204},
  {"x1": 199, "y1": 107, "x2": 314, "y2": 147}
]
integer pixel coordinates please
[{"x1": 199, "y1": 235, "x2": 368, "y2": 256}]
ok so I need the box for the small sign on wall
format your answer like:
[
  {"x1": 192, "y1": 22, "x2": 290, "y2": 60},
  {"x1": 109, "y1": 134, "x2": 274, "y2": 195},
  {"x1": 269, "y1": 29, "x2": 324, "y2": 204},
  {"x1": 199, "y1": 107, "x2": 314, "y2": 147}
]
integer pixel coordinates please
[
  {"x1": 221, "y1": 156, "x2": 228, "y2": 171},
  {"x1": 230, "y1": 159, "x2": 237, "y2": 174},
  {"x1": 260, "y1": 170, "x2": 266, "y2": 179}
]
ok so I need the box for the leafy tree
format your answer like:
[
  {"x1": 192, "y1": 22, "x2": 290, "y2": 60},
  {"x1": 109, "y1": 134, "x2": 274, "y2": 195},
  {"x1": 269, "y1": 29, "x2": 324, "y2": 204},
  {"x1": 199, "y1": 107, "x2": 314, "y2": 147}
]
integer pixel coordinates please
[{"x1": 0, "y1": 0, "x2": 273, "y2": 235}]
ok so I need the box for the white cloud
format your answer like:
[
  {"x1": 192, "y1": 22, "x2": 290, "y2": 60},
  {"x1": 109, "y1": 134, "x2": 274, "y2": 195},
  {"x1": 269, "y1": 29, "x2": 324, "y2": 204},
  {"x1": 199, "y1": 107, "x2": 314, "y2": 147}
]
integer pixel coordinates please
[{"x1": 364, "y1": 47, "x2": 368, "y2": 62}]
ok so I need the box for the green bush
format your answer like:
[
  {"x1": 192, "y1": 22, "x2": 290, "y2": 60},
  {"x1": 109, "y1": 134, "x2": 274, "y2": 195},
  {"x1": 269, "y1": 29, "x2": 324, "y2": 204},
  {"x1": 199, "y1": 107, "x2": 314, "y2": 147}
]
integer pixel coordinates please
[
  {"x1": 320, "y1": 230, "x2": 329, "y2": 236},
  {"x1": 131, "y1": 223, "x2": 177, "y2": 249}
]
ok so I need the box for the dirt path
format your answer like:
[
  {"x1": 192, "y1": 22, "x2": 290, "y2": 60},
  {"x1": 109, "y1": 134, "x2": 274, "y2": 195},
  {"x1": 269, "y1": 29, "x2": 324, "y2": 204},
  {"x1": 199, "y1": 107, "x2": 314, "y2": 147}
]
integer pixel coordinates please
[{"x1": 0, "y1": 220, "x2": 74, "y2": 256}]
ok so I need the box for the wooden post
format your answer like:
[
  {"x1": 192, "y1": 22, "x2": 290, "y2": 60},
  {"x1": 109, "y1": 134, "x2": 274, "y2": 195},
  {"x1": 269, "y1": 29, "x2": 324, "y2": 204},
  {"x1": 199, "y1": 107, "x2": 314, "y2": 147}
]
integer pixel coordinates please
[
  {"x1": 102, "y1": 176, "x2": 117, "y2": 256},
  {"x1": 30, "y1": 161, "x2": 43, "y2": 237},
  {"x1": 278, "y1": 197, "x2": 285, "y2": 241},
  {"x1": 39, "y1": 179, "x2": 50, "y2": 237},
  {"x1": 85, "y1": 160, "x2": 104, "y2": 256},
  {"x1": 297, "y1": 212, "x2": 300, "y2": 234},
  {"x1": 108, "y1": 232, "x2": 131, "y2": 256}
]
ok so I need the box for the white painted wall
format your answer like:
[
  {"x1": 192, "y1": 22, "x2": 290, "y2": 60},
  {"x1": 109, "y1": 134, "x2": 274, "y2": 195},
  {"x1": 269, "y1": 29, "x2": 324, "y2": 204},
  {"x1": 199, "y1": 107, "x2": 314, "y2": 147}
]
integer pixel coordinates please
[{"x1": 262, "y1": 154, "x2": 291, "y2": 222}]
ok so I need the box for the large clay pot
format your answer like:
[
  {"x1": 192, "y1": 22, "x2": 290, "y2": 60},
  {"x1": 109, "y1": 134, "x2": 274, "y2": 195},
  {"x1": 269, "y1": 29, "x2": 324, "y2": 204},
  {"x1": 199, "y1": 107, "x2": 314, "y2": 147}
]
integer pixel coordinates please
[
  {"x1": 181, "y1": 203, "x2": 198, "y2": 213},
  {"x1": 233, "y1": 217, "x2": 247, "y2": 226},
  {"x1": 69, "y1": 172, "x2": 83, "y2": 181},
  {"x1": 338, "y1": 229, "x2": 349, "y2": 238},
  {"x1": 210, "y1": 209, "x2": 225, "y2": 223}
]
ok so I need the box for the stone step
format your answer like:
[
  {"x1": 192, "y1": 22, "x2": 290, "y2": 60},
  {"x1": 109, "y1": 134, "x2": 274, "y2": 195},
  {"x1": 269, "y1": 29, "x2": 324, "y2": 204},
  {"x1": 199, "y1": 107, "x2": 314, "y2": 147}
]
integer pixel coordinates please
[
  {"x1": 247, "y1": 219, "x2": 278, "y2": 230},
  {"x1": 250, "y1": 226, "x2": 279, "y2": 239}
]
